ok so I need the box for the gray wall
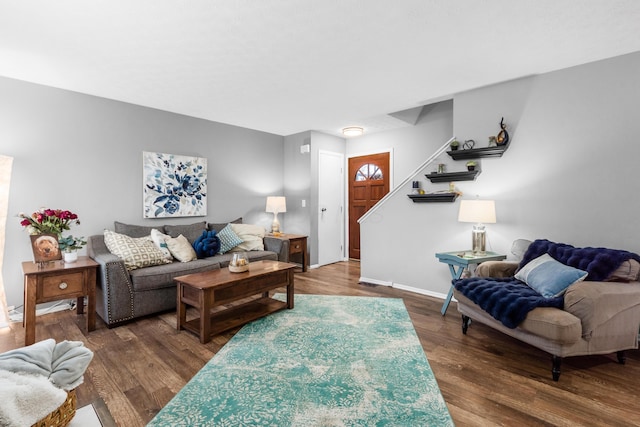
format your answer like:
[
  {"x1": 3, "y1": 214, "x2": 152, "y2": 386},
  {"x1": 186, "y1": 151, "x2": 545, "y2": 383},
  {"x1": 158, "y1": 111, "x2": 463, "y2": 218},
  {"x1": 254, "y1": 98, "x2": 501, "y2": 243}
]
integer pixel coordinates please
[
  {"x1": 360, "y1": 51, "x2": 640, "y2": 298},
  {"x1": 0, "y1": 77, "x2": 284, "y2": 308},
  {"x1": 283, "y1": 132, "x2": 311, "y2": 237}
]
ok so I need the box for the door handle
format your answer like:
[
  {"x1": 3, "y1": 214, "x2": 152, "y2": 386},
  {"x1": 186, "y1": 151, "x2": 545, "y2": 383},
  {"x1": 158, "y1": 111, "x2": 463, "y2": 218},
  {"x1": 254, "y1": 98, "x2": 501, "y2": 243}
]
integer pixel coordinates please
[{"x1": 321, "y1": 208, "x2": 327, "y2": 212}]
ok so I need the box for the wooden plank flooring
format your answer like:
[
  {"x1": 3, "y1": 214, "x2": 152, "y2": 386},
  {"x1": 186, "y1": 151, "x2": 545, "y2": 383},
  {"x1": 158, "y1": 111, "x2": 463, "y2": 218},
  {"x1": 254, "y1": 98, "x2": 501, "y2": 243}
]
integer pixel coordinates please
[{"x1": 1, "y1": 261, "x2": 639, "y2": 426}]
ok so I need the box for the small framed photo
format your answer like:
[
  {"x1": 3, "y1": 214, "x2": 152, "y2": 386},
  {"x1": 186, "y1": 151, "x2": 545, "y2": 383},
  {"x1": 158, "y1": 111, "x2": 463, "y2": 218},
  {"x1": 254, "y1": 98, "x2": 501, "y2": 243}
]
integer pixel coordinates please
[{"x1": 30, "y1": 234, "x2": 62, "y2": 262}]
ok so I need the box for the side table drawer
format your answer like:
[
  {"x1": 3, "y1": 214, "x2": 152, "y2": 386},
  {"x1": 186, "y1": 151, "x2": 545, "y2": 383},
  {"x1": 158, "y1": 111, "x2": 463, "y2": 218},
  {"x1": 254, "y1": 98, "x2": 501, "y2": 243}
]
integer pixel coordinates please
[
  {"x1": 39, "y1": 272, "x2": 85, "y2": 299},
  {"x1": 289, "y1": 240, "x2": 304, "y2": 255}
]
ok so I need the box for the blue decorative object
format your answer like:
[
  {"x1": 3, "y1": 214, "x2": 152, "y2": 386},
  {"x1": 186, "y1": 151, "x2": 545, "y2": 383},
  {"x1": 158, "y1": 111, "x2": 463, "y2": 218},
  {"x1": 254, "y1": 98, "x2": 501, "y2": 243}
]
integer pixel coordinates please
[
  {"x1": 454, "y1": 277, "x2": 564, "y2": 328},
  {"x1": 143, "y1": 151, "x2": 207, "y2": 218},
  {"x1": 519, "y1": 239, "x2": 640, "y2": 281},
  {"x1": 216, "y1": 223, "x2": 244, "y2": 254},
  {"x1": 515, "y1": 254, "x2": 587, "y2": 297},
  {"x1": 192, "y1": 230, "x2": 220, "y2": 259}
]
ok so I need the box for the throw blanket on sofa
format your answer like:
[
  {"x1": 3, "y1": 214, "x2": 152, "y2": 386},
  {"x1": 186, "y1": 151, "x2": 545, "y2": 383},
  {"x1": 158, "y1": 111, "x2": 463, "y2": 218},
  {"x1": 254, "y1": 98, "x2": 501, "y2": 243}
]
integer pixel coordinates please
[
  {"x1": 519, "y1": 239, "x2": 640, "y2": 281},
  {"x1": 454, "y1": 277, "x2": 564, "y2": 328},
  {"x1": 455, "y1": 239, "x2": 640, "y2": 328}
]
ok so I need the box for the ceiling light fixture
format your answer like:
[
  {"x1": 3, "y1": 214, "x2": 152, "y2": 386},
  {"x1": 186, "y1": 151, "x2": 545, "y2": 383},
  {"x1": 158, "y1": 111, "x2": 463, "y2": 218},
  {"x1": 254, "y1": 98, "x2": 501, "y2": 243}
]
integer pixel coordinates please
[{"x1": 342, "y1": 127, "x2": 363, "y2": 137}]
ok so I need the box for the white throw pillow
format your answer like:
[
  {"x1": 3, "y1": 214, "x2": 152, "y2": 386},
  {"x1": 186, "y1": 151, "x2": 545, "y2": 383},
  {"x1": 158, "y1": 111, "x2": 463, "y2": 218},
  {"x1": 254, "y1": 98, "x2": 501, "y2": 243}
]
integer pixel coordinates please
[
  {"x1": 150, "y1": 228, "x2": 173, "y2": 261},
  {"x1": 229, "y1": 223, "x2": 265, "y2": 252},
  {"x1": 104, "y1": 229, "x2": 171, "y2": 271},
  {"x1": 166, "y1": 234, "x2": 198, "y2": 262}
]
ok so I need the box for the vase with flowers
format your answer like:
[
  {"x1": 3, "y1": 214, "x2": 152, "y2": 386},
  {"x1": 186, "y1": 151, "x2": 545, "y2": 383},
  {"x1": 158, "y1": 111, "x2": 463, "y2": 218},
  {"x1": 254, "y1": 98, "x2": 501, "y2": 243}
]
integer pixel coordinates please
[
  {"x1": 18, "y1": 208, "x2": 81, "y2": 263},
  {"x1": 58, "y1": 235, "x2": 87, "y2": 263}
]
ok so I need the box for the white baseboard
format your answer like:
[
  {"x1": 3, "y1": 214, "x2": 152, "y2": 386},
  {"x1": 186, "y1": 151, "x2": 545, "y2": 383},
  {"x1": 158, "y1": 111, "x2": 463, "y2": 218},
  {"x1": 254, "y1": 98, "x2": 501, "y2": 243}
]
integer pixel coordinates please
[
  {"x1": 358, "y1": 278, "x2": 451, "y2": 302},
  {"x1": 359, "y1": 276, "x2": 392, "y2": 287}
]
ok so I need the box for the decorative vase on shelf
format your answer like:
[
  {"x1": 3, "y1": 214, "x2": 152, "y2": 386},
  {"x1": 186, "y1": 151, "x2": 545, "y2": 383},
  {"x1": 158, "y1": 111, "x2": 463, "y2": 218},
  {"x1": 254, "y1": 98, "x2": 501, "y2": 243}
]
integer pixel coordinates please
[{"x1": 63, "y1": 250, "x2": 78, "y2": 263}]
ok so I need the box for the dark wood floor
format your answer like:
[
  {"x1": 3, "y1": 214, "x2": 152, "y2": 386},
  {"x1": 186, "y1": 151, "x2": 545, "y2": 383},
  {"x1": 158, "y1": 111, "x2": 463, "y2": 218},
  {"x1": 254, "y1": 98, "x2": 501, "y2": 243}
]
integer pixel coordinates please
[{"x1": 2, "y1": 261, "x2": 639, "y2": 426}]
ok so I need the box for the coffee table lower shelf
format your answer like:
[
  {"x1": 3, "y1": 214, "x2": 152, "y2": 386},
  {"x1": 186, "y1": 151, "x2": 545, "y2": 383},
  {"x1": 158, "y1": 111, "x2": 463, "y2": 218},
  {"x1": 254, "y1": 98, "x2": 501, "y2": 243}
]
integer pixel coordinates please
[{"x1": 182, "y1": 296, "x2": 288, "y2": 338}]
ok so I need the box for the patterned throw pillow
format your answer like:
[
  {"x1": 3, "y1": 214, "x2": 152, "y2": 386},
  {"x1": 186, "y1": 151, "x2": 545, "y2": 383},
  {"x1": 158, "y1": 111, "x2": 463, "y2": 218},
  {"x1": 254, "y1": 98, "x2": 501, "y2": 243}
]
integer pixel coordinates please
[
  {"x1": 104, "y1": 230, "x2": 171, "y2": 271},
  {"x1": 150, "y1": 228, "x2": 173, "y2": 261},
  {"x1": 217, "y1": 224, "x2": 244, "y2": 254}
]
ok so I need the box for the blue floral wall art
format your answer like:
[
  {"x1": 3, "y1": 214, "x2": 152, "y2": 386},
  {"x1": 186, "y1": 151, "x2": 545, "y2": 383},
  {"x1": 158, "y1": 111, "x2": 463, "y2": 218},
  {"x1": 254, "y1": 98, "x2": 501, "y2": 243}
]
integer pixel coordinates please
[{"x1": 143, "y1": 151, "x2": 207, "y2": 218}]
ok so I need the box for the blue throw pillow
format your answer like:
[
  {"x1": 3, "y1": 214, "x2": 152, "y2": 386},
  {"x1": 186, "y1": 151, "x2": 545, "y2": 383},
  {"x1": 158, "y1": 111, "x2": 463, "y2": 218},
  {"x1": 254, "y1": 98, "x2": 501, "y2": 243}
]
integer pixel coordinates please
[
  {"x1": 217, "y1": 224, "x2": 244, "y2": 254},
  {"x1": 515, "y1": 253, "x2": 588, "y2": 298},
  {"x1": 192, "y1": 230, "x2": 221, "y2": 259}
]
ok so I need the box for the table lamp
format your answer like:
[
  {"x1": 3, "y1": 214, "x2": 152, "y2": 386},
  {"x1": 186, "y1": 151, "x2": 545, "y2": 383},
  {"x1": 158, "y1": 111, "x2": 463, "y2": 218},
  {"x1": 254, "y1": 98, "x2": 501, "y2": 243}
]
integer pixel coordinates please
[
  {"x1": 458, "y1": 199, "x2": 496, "y2": 255},
  {"x1": 265, "y1": 196, "x2": 286, "y2": 234}
]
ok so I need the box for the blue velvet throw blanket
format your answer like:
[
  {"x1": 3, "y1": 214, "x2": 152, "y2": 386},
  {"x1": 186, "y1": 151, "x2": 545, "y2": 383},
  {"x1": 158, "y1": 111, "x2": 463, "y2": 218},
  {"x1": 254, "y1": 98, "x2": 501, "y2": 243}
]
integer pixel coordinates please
[
  {"x1": 454, "y1": 277, "x2": 564, "y2": 328},
  {"x1": 454, "y1": 239, "x2": 640, "y2": 328}
]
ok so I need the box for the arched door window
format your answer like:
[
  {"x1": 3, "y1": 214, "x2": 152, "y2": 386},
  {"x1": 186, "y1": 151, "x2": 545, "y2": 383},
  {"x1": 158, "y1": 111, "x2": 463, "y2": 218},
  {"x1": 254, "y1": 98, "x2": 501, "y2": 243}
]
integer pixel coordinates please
[{"x1": 355, "y1": 164, "x2": 383, "y2": 181}]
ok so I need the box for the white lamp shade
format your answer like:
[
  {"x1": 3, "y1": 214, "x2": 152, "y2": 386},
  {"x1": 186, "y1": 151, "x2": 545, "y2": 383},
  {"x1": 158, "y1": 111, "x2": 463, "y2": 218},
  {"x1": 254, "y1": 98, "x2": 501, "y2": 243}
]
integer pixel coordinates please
[
  {"x1": 458, "y1": 200, "x2": 496, "y2": 224},
  {"x1": 265, "y1": 196, "x2": 287, "y2": 213}
]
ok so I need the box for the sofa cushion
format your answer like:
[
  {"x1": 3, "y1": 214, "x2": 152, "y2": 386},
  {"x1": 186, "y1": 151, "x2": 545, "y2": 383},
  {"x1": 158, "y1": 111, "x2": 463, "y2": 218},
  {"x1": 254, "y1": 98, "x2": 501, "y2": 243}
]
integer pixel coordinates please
[
  {"x1": 150, "y1": 228, "x2": 173, "y2": 261},
  {"x1": 208, "y1": 217, "x2": 242, "y2": 233},
  {"x1": 515, "y1": 254, "x2": 587, "y2": 298},
  {"x1": 229, "y1": 223, "x2": 265, "y2": 252},
  {"x1": 454, "y1": 292, "x2": 582, "y2": 344},
  {"x1": 166, "y1": 234, "x2": 198, "y2": 262},
  {"x1": 129, "y1": 259, "x2": 221, "y2": 292},
  {"x1": 164, "y1": 221, "x2": 207, "y2": 244},
  {"x1": 217, "y1": 224, "x2": 244, "y2": 254},
  {"x1": 114, "y1": 221, "x2": 159, "y2": 238},
  {"x1": 104, "y1": 230, "x2": 171, "y2": 271}
]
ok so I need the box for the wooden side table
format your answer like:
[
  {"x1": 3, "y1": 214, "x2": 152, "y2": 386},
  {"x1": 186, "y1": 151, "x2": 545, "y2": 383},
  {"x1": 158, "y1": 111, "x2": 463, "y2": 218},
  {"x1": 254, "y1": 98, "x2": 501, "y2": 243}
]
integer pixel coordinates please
[
  {"x1": 22, "y1": 256, "x2": 98, "y2": 346},
  {"x1": 435, "y1": 250, "x2": 507, "y2": 316},
  {"x1": 271, "y1": 233, "x2": 308, "y2": 272}
]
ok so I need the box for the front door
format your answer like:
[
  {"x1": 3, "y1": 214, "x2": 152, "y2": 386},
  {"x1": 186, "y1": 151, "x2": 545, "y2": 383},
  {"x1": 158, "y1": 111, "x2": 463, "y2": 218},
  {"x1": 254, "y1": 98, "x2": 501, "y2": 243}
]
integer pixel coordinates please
[{"x1": 348, "y1": 152, "x2": 390, "y2": 259}]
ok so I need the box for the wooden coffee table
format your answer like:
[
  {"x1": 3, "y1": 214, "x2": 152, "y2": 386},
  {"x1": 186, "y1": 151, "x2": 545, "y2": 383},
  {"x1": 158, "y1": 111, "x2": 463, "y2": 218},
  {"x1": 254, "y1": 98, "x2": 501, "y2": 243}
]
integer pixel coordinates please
[{"x1": 175, "y1": 260, "x2": 296, "y2": 344}]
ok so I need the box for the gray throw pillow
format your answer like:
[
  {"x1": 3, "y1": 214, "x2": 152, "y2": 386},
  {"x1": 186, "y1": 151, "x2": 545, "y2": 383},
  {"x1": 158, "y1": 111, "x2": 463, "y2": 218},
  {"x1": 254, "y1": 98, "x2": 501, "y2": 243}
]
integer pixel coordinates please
[
  {"x1": 114, "y1": 221, "x2": 160, "y2": 238},
  {"x1": 164, "y1": 221, "x2": 207, "y2": 244},
  {"x1": 208, "y1": 217, "x2": 242, "y2": 233}
]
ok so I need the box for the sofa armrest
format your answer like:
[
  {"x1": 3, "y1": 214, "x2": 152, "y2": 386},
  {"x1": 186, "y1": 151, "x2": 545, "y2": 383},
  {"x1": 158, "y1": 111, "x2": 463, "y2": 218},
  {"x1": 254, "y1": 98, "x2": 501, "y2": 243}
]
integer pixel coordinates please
[
  {"x1": 87, "y1": 235, "x2": 135, "y2": 326},
  {"x1": 264, "y1": 236, "x2": 290, "y2": 262},
  {"x1": 564, "y1": 280, "x2": 640, "y2": 340},
  {"x1": 476, "y1": 261, "x2": 520, "y2": 278}
]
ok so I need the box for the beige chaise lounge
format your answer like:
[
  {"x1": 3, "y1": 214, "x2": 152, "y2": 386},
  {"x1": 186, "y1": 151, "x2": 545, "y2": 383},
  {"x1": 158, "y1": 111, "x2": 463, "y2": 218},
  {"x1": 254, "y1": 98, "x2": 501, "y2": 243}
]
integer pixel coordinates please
[{"x1": 453, "y1": 239, "x2": 640, "y2": 380}]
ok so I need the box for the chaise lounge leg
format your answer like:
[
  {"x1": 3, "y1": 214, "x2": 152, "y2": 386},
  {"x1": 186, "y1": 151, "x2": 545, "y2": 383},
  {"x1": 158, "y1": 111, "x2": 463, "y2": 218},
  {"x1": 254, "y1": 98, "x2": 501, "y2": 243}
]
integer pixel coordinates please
[
  {"x1": 552, "y1": 355, "x2": 561, "y2": 381},
  {"x1": 616, "y1": 350, "x2": 626, "y2": 365},
  {"x1": 461, "y1": 315, "x2": 471, "y2": 335}
]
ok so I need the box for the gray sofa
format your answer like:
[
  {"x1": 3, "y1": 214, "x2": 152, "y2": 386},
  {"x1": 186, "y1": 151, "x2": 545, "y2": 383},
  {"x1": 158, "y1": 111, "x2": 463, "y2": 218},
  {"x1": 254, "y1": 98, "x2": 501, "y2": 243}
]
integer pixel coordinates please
[
  {"x1": 454, "y1": 239, "x2": 640, "y2": 381},
  {"x1": 87, "y1": 220, "x2": 289, "y2": 327}
]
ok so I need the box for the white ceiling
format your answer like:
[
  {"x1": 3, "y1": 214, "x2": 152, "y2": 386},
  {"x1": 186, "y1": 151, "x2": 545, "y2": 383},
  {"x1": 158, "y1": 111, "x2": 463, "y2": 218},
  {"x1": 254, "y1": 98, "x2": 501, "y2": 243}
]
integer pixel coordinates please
[{"x1": 2, "y1": 1, "x2": 640, "y2": 137}]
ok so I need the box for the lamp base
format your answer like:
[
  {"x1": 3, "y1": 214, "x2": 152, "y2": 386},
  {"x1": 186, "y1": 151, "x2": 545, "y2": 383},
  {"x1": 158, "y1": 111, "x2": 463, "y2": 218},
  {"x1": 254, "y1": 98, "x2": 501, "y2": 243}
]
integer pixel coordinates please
[
  {"x1": 471, "y1": 225, "x2": 486, "y2": 256},
  {"x1": 271, "y1": 213, "x2": 281, "y2": 234}
]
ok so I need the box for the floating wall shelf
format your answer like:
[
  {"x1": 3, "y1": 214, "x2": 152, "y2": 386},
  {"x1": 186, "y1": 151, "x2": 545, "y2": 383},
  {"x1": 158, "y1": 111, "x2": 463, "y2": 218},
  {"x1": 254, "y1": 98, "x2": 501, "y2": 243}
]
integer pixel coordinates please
[
  {"x1": 408, "y1": 193, "x2": 459, "y2": 203},
  {"x1": 425, "y1": 170, "x2": 480, "y2": 183},
  {"x1": 447, "y1": 143, "x2": 509, "y2": 160}
]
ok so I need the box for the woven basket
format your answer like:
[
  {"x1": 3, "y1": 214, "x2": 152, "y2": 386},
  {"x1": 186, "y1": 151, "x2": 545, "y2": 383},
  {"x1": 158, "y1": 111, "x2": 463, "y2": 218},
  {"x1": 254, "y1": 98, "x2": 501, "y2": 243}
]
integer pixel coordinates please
[{"x1": 32, "y1": 388, "x2": 77, "y2": 427}]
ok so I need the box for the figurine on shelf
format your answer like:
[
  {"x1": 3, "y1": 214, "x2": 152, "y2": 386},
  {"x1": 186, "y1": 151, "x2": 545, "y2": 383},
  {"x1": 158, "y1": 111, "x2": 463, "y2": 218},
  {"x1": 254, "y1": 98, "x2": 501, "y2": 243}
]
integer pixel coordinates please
[
  {"x1": 463, "y1": 139, "x2": 475, "y2": 150},
  {"x1": 496, "y1": 117, "x2": 509, "y2": 146},
  {"x1": 488, "y1": 136, "x2": 497, "y2": 147}
]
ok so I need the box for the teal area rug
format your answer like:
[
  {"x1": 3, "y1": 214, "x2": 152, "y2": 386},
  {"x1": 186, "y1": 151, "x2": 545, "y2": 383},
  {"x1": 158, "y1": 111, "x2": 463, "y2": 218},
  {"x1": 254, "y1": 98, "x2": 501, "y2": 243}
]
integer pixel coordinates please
[{"x1": 148, "y1": 295, "x2": 453, "y2": 426}]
